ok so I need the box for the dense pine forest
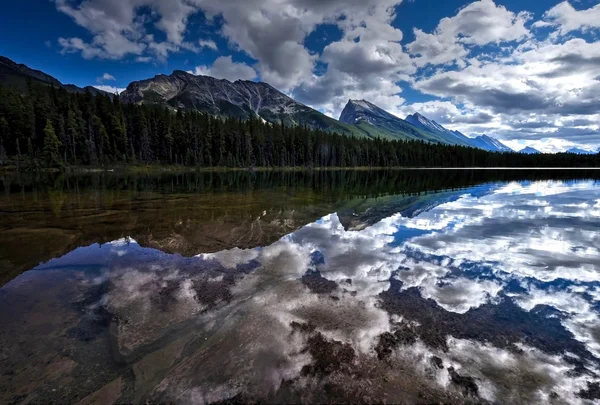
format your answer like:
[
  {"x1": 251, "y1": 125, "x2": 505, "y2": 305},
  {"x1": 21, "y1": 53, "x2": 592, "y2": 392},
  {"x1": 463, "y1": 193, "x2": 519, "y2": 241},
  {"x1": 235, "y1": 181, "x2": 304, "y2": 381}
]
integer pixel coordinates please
[{"x1": 0, "y1": 81, "x2": 598, "y2": 170}]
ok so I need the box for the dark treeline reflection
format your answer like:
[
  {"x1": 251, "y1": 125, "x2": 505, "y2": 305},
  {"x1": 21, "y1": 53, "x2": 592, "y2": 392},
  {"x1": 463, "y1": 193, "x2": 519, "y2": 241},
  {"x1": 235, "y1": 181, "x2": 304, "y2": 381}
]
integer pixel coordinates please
[
  {"x1": 3, "y1": 168, "x2": 600, "y2": 199},
  {"x1": 1, "y1": 168, "x2": 599, "y2": 286}
]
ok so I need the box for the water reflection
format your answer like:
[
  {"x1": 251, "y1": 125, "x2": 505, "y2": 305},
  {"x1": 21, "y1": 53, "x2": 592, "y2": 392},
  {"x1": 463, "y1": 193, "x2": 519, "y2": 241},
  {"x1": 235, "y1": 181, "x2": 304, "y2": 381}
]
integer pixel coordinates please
[{"x1": 1, "y1": 172, "x2": 600, "y2": 404}]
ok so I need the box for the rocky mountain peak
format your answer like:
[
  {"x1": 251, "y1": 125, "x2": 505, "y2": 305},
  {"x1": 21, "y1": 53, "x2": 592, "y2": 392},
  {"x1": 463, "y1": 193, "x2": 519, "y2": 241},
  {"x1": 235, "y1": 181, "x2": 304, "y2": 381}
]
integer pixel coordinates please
[{"x1": 340, "y1": 99, "x2": 397, "y2": 125}]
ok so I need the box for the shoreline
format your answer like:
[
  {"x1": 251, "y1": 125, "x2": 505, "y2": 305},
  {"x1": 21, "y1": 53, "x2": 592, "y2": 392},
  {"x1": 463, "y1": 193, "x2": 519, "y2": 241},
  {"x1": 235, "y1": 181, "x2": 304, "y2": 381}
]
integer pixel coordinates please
[{"x1": 2, "y1": 165, "x2": 600, "y2": 174}]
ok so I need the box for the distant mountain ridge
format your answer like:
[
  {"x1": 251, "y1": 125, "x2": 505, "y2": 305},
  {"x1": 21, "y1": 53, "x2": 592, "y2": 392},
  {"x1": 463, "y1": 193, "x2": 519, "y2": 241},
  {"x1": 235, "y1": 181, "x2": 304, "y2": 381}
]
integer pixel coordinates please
[
  {"x1": 339, "y1": 99, "x2": 513, "y2": 151},
  {"x1": 405, "y1": 113, "x2": 471, "y2": 146},
  {"x1": 120, "y1": 70, "x2": 367, "y2": 138},
  {"x1": 1, "y1": 54, "x2": 585, "y2": 155},
  {"x1": 519, "y1": 146, "x2": 541, "y2": 154},
  {"x1": 339, "y1": 100, "x2": 447, "y2": 142},
  {"x1": 0, "y1": 55, "x2": 111, "y2": 96},
  {"x1": 566, "y1": 147, "x2": 596, "y2": 155},
  {"x1": 469, "y1": 134, "x2": 513, "y2": 152}
]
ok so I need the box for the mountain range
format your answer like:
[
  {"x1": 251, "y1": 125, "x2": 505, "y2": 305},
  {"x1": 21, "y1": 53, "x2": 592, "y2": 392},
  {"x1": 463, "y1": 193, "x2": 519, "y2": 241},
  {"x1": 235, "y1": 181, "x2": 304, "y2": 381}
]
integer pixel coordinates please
[
  {"x1": 566, "y1": 147, "x2": 596, "y2": 155},
  {"x1": 0, "y1": 55, "x2": 111, "y2": 97},
  {"x1": 1, "y1": 55, "x2": 515, "y2": 153},
  {"x1": 339, "y1": 100, "x2": 513, "y2": 152}
]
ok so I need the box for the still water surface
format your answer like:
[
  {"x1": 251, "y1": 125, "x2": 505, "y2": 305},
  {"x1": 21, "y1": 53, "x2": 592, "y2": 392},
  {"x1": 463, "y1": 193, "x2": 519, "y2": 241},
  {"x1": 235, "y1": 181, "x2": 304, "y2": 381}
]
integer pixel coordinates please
[{"x1": 1, "y1": 170, "x2": 600, "y2": 404}]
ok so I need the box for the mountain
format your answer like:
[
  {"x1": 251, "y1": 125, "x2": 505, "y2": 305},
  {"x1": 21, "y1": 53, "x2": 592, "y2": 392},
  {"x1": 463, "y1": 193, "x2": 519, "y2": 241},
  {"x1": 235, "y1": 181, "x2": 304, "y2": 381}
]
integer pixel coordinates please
[
  {"x1": 119, "y1": 70, "x2": 365, "y2": 138},
  {"x1": 338, "y1": 100, "x2": 516, "y2": 151},
  {"x1": 339, "y1": 100, "x2": 446, "y2": 141},
  {"x1": 519, "y1": 146, "x2": 541, "y2": 154},
  {"x1": 405, "y1": 113, "x2": 473, "y2": 147},
  {"x1": 566, "y1": 147, "x2": 596, "y2": 155},
  {"x1": 0, "y1": 55, "x2": 111, "y2": 96},
  {"x1": 469, "y1": 135, "x2": 513, "y2": 152}
]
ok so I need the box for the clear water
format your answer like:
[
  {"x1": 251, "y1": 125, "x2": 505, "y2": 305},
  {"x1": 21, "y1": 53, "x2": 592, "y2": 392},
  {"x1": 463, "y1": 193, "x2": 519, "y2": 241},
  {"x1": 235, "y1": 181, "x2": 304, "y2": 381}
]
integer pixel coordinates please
[{"x1": 1, "y1": 170, "x2": 600, "y2": 404}]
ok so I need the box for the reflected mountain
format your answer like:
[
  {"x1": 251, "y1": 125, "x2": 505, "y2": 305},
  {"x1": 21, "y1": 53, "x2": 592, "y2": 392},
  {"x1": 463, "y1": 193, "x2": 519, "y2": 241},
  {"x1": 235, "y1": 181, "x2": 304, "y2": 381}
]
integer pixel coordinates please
[
  {"x1": 1, "y1": 171, "x2": 600, "y2": 404},
  {"x1": 2, "y1": 169, "x2": 599, "y2": 287}
]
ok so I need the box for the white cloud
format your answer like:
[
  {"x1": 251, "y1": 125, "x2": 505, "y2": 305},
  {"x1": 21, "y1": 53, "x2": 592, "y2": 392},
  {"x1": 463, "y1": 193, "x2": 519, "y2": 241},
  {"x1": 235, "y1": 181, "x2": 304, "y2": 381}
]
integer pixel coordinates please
[
  {"x1": 55, "y1": 0, "x2": 198, "y2": 61},
  {"x1": 188, "y1": 56, "x2": 257, "y2": 82},
  {"x1": 436, "y1": 0, "x2": 531, "y2": 46},
  {"x1": 53, "y1": 0, "x2": 405, "y2": 90},
  {"x1": 537, "y1": 1, "x2": 600, "y2": 36},
  {"x1": 407, "y1": 0, "x2": 531, "y2": 66},
  {"x1": 408, "y1": 37, "x2": 600, "y2": 147},
  {"x1": 407, "y1": 29, "x2": 469, "y2": 67},
  {"x1": 292, "y1": 1, "x2": 413, "y2": 117},
  {"x1": 96, "y1": 72, "x2": 116, "y2": 83},
  {"x1": 198, "y1": 39, "x2": 217, "y2": 50},
  {"x1": 49, "y1": 0, "x2": 600, "y2": 150}
]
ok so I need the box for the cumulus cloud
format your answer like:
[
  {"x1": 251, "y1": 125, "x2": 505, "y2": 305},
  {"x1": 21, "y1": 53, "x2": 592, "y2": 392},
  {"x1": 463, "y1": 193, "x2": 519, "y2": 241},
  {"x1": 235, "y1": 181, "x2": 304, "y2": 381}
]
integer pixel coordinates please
[
  {"x1": 188, "y1": 56, "x2": 257, "y2": 82},
  {"x1": 293, "y1": 1, "x2": 413, "y2": 117},
  {"x1": 536, "y1": 1, "x2": 600, "y2": 36},
  {"x1": 49, "y1": 0, "x2": 600, "y2": 149},
  {"x1": 55, "y1": 0, "x2": 199, "y2": 61},
  {"x1": 407, "y1": 0, "x2": 531, "y2": 66},
  {"x1": 96, "y1": 72, "x2": 116, "y2": 83},
  {"x1": 408, "y1": 36, "x2": 600, "y2": 148}
]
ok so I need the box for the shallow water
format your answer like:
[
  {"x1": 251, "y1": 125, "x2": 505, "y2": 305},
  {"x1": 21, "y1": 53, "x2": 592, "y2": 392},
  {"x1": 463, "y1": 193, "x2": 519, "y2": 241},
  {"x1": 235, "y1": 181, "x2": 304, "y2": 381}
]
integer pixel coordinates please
[{"x1": 1, "y1": 170, "x2": 600, "y2": 404}]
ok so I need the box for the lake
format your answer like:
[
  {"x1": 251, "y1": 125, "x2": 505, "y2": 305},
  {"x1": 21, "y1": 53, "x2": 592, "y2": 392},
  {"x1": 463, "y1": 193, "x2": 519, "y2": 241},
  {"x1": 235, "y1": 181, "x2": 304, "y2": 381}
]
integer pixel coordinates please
[{"x1": 1, "y1": 169, "x2": 600, "y2": 404}]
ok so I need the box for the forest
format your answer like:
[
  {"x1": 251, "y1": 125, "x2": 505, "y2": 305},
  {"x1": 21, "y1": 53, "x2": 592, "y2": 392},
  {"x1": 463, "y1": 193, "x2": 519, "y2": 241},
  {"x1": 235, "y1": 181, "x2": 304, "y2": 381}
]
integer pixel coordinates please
[{"x1": 0, "y1": 81, "x2": 598, "y2": 170}]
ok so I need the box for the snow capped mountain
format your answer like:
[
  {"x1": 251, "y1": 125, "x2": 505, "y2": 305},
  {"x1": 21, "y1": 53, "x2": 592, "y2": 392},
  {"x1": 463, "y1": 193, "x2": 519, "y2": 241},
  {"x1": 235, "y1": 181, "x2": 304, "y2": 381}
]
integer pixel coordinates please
[
  {"x1": 519, "y1": 146, "x2": 541, "y2": 154},
  {"x1": 469, "y1": 135, "x2": 513, "y2": 152},
  {"x1": 566, "y1": 147, "x2": 596, "y2": 155},
  {"x1": 120, "y1": 70, "x2": 362, "y2": 137}
]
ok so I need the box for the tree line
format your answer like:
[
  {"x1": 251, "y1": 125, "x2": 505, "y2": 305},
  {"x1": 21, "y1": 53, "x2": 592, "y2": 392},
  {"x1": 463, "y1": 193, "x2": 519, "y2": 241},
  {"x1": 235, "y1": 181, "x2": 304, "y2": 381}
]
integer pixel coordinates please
[{"x1": 0, "y1": 81, "x2": 598, "y2": 169}]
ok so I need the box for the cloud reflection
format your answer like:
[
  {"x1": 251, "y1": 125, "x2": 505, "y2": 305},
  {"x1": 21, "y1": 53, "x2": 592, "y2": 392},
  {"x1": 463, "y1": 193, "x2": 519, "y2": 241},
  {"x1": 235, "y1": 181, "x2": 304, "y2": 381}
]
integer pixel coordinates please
[{"x1": 30, "y1": 179, "x2": 600, "y2": 403}]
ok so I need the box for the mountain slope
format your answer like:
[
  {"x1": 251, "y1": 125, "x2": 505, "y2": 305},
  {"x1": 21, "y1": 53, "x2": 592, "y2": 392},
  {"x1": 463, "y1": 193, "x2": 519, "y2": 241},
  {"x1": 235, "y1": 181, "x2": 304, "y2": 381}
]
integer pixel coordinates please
[
  {"x1": 0, "y1": 55, "x2": 111, "y2": 96},
  {"x1": 519, "y1": 146, "x2": 541, "y2": 154},
  {"x1": 469, "y1": 135, "x2": 513, "y2": 152},
  {"x1": 566, "y1": 147, "x2": 596, "y2": 155},
  {"x1": 339, "y1": 100, "x2": 441, "y2": 141},
  {"x1": 338, "y1": 100, "x2": 516, "y2": 150},
  {"x1": 0, "y1": 55, "x2": 63, "y2": 89},
  {"x1": 404, "y1": 112, "x2": 515, "y2": 152},
  {"x1": 119, "y1": 70, "x2": 367, "y2": 138},
  {"x1": 405, "y1": 113, "x2": 474, "y2": 147}
]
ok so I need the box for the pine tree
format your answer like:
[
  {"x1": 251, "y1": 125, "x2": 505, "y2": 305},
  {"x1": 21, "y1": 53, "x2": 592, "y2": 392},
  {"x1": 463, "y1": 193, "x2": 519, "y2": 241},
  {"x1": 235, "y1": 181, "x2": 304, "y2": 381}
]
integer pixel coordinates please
[
  {"x1": 43, "y1": 120, "x2": 62, "y2": 168},
  {"x1": 0, "y1": 82, "x2": 597, "y2": 170}
]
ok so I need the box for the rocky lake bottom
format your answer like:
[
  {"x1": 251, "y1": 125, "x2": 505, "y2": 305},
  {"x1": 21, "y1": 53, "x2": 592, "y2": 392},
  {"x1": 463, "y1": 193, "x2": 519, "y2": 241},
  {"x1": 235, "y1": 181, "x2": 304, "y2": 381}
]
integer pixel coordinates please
[{"x1": 1, "y1": 169, "x2": 600, "y2": 404}]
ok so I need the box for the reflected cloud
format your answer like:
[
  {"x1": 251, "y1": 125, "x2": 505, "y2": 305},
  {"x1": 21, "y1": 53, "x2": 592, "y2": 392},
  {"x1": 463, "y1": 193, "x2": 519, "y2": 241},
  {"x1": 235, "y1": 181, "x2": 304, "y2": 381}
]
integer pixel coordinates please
[{"x1": 6, "y1": 178, "x2": 600, "y2": 403}]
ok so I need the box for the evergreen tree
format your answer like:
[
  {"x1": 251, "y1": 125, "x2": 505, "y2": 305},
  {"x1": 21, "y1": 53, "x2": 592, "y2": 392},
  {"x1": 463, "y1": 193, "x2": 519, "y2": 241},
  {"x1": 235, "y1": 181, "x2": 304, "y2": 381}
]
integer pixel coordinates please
[
  {"x1": 0, "y1": 81, "x2": 597, "y2": 170},
  {"x1": 43, "y1": 120, "x2": 62, "y2": 168}
]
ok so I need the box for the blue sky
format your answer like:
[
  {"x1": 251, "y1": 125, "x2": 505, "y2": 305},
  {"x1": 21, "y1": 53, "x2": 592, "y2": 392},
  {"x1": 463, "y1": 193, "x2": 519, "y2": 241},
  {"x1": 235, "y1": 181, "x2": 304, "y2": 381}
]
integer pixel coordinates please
[{"x1": 1, "y1": 0, "x2": 600, "y2": 152}]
